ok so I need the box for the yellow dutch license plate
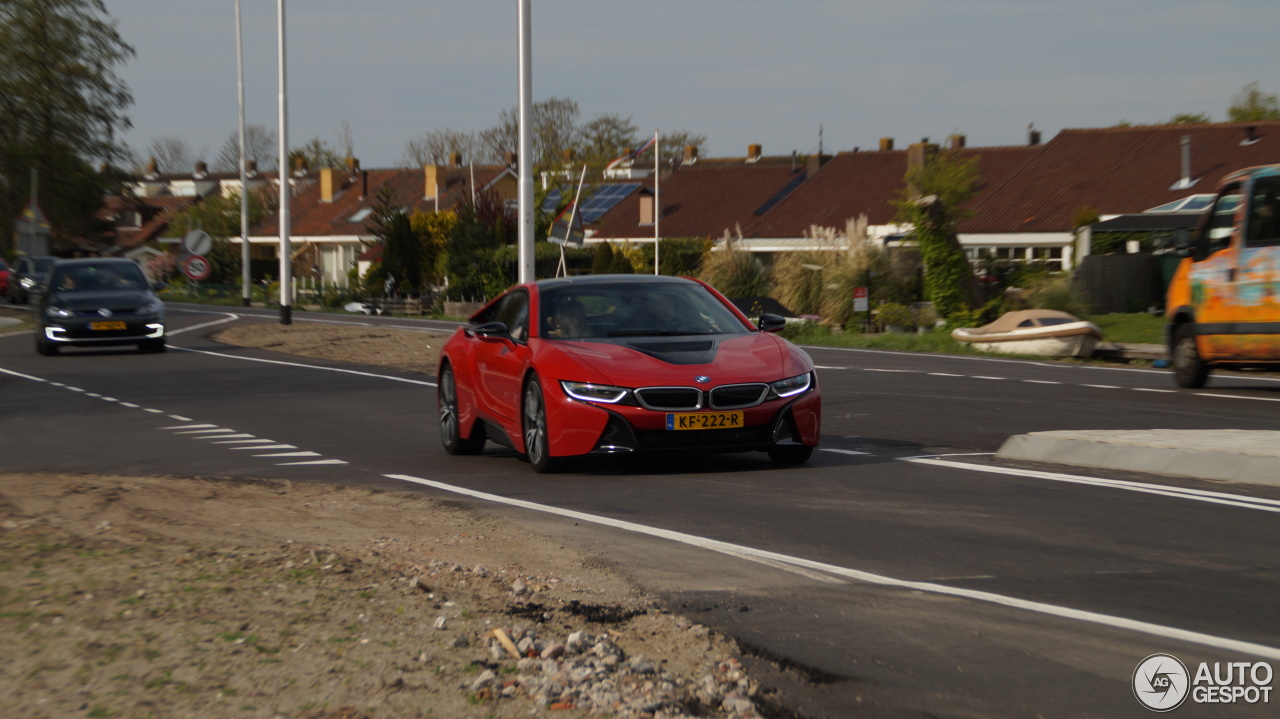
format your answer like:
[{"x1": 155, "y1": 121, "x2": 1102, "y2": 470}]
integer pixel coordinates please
[
  {"x1": 90, "y1": 321, "x2": 127, "y2": 331},
  {"x1": 666, "y1": 411, "x2": 744, "y2": 431}
]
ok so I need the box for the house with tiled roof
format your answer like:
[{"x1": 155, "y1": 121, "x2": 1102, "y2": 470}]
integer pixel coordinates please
[
  {"x1": 586, "y1": 123, "x2": 1280, "y2": 272},
  {"x1": 245, "y1": 155, "x2": 518, "y2": 285}
]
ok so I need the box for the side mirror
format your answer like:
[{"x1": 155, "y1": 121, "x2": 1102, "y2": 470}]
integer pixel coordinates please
[
  {"x1": 471, "y1": 321, "x2": 511, "y2": 342},
  {"x1": 757, "y1": 313, "x2": 787, "y2": 333}
]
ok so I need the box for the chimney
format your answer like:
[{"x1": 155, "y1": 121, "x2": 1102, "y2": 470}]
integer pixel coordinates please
[
  {"x1": 805, "y1": 153, "x2": 824, "y2": 176},
  {"x1": 949, "y1": 134, "x2": 966, "y2": 150},
  {"x1": 504, "y1": 152, "x2": 517, "y2": 168},
  {"x1": 747, "y1": 144, "x2": 762, "y2": 163},
  {"x1": 561, "y1": 148, "x2": 575, "y2": 165},
  {"x1": 145, "y1": 157, "x2": 159, "y2": 177},
  {"x1": 639, "y1": 187, "x2": 655, "y2": 225},
  {"x1": 449, "y1": 151, "x2": 463, "y2": 168},
  {"x1": 879, "y1": 137, "x2": 895, "y2": 152},
  {"x1": 320, "y1": 167, "x2": 336, "y2": 202},
  {"x1": 361, "y1": 170, "x2": 368, "y2": 198},
  {"x1": 1243, "y1": 125, "x2": 1260, "y2": 146},
  {"x1": 1027, "y1": 124, "x2": 1041, "y2": 146},
  {"x1": 682, "y1": 145, "x2": 698, "y2": 165},
  {"x1": 1170, "y1": 135, "x2": 1198, "y2": 190},
  {"x1": 194, "y1": 161, "x2": 208, "y2": 177},
  {"x1": 293, "y1": 156, "x2": 308, "y2": 176},
  {"x1": 908, "y1": 142, "x2": 935, "y2": 173},
  {"x1": 346, "y1": 156, "x2": 360, "y2": 178},
  {"x1": 424, "y1": 164, "x2": 440, "y2": 198},
  {"x1": 245, "y1": 159, "x2": 258, "y2": 177}
]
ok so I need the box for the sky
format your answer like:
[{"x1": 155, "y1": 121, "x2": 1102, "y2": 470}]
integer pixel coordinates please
[{"x1": 107, "y1": 0, "x2": 1279, "y2": 170}]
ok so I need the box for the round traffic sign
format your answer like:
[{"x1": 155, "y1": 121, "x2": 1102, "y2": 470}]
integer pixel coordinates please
[
  {"x1": 183, "y1": 254, "x2": 211, "y2": 281},
  {"x1": 183, "y1": 229, "x2": 213, "y2": 256}
]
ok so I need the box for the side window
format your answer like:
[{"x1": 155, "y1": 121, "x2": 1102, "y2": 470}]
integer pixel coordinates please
[
  {"x1": 493, "y1": 290, "x2": 529, "y2": 342},
  {"x1": 1246, "y1": 176, "x2": 1280, "y2": 248},
  {"x1": 1199, "y1": 183, "x2": 1242, "y2": 255}
]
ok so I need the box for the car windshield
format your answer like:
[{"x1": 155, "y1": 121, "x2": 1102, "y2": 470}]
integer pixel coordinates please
[
  {"x1": 540, "y1": 282, "x2": 748, "y2": 339},
  {"x1": 34, "y1": 259, "x2": 54, "y2": 273},
  {"x1": 50, "y1": 263, "x2": 148, "y2": 292}
]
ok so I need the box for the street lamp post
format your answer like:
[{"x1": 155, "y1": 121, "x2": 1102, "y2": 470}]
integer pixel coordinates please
[{"x1": 277, "y1": 0, "x2": 291, "y2": 324}]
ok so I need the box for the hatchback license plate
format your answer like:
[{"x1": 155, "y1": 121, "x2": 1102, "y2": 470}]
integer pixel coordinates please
[
  {"x1": 666, "y1": 411, "x2": 744, "y2": 430},
  {"x1": 90, "y1": 321, "x2": 127, "y2": 331}
]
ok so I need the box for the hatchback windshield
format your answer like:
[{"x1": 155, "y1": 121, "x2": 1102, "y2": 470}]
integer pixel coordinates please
[
  {"x1": 540, "y1": 283, "x2": 748, "y2": 339},
  {"x1": 50, "y1": 263, "x2": 148, "y2": 292}
]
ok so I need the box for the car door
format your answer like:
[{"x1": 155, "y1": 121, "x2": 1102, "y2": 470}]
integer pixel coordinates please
[
  {"x1": 1187, "y1": 181, "x2": 1244, "y2": 358},
  {"x1": 1233, "y1": 173, "x2": 1280, "y2": 358},
  {"x1": 472, "y1": 289, "x2": 531, "y2": 423}
]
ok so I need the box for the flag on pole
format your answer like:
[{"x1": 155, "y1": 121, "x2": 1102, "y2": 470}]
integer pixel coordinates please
[
  {"x1": 604, "y1": 135, "x2": 658, "y2": 173},
  {"x1": 549, "y1": 202, "x2": 584, "y2": 246}
]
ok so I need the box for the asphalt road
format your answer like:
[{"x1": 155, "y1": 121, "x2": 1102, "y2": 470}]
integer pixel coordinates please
[{"x1": 3, "y1": 304, "x2": 1279, "y2": 718}]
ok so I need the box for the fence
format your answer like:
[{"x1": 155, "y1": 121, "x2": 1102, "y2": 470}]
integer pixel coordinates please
[{"x1": 1075, "y1": 253, "x2": 1182, "y2": 313}]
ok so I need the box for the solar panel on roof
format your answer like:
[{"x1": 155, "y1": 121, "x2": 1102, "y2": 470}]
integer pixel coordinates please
[{"x1": 539, "y1": 183, "x2": 641, "y2": 222}]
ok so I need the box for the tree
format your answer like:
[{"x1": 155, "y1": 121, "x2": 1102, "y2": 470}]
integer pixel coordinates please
[
  {"x1": 444, "y1": 189, "x2": 517, "y2": 300},
  {"x1": 578, "y1": 114, "x2": 639, "y2": 173},
  {"x1": 0, "y1": 0, "x2": 135, "y2": 253},
  {"x1": 1169, "y1": 113, "x2": 1212, "y2": 125},
  {"x1": 402, "y1": 128, "x2": 481, "y2": 168},
  {"x1": 592, "y1": 241, "x2": 614, "y2": 274},
  {"x1": 213, "y1": 125, "x2": 277, "y2": 173},
  {"x1": 478, "y1": 97, "x2": 581, "y2": 167},
  {"x1": 659, "y1": 130, "x2": 708, "y2": 169},
  {"x1": 164, "y1": 188, "x2": 276, "y2": 284},
  {"x1": 146, "y1": 135, "x2": 201, "y2": 174},
  {"x1": 366, "y1": 184, "x2": 422, "y2": 296},
  {"x1": 892, "y1": 148, "x2": 982, "y2": 322},
  {"x1": 290, "y1": 137, "x2": 344, "y2": 172},
  {"x1": 1227, "y1": 82, "x2": 1280, "y2": 122}
]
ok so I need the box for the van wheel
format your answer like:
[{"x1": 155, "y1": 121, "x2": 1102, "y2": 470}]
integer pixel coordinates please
[{"x1": 1172, "y1": 324, "x2": 1209, "y2": 388}]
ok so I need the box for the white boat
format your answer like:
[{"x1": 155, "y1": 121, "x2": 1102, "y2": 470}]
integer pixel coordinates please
[{"x1": 950, "y1": 309, "x2": 1103, "y2": 358}]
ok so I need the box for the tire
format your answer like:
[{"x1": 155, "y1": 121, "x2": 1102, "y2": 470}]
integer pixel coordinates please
[
  {"x1": 139, "y1": 338, "x2": 166, "y2": 353},
  {"x1": 35, "y1": 336, "x2": 58, "y2": 356},
  {"x1": 438, "y1": 364, "x2": 484, "y2": 455},
  {"x1": 1172, "y1": 324, "x2": 1209, "y2": 388},
  {"x1": 522, "y1": 376, "x2": 560, "y2": 473},
  {"x1": 767, "y1": 444, "x2": 814, "y2": 466}
]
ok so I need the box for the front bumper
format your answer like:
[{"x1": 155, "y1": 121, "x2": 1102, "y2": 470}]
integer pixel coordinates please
[
  {"x1": 545, "y1": 380, "x2": 821, "y2": 457},
  {"x1": 43, "y1": 319, "x2": 165, "y2": 346}
]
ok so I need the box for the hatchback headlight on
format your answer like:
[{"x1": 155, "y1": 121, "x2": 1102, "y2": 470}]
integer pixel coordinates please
[
  {"x1": 46, "y1": 306, "x2": 74, "y2": 319},
  {"x1": 560, "y1": 381, "x2": 631, "y2": 404},
  {"x1": 769, "y1": 372, "x2": 812, "y2": 398},
  {"x1": 20, "y1": 277, "x2": 36, "y2": 289}
]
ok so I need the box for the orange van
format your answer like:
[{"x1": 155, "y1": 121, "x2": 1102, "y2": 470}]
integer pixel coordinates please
[{"x1": 1166, "y1": 164, "x2": 1280, "y2": 387}]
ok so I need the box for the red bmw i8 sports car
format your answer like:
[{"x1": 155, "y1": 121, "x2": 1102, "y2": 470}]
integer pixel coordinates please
[{"x1": 436, "y1": 275, "x2": 820, "y2": 472}]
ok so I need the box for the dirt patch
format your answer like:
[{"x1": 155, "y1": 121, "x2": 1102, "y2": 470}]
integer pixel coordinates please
[{"x1": 2, "y1": 320, "x2": 769, "y2": 718}]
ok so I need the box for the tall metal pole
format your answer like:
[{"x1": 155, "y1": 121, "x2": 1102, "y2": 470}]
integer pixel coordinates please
[
  {"x1": 516, "y1": 0, "x2": 535, "y2": 285},
  {"x1": 653, "y1": 130, "x2": 660, "y2": 275},
  {"x1": 236, "y1": 0, "x2": 251, "y2": 307},
  {"x1": 277, "y1": 0, "x2": 292, "y2": 323}
]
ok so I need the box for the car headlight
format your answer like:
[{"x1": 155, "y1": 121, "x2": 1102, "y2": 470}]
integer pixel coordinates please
[
  {"x1": 136, "y1": 299, "x2": 162, "y2": 314},
  {"x1": 46, "y1": 305, "x2": 75, "y2": 319},
  {"x1": 20, "y1": 277, "x2": 35, "y2": 288},
  {"x1": 769, "y1": 372, "x2": 812, "y2": 398},
  {"x1": 560, "y1": 381, "x2": 631, "y2": 404}
]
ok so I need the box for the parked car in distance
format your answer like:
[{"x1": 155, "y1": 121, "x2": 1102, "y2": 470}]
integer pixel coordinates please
[
  {"x1": 34, "y1": 258, "x2": 166, "y2": 356},
  {"x1": 1167, "y1": 163, "x2": 1280, "y2": 387},
  {"x1": 7, "y1": 255, "x2": 57, "y2": 304},
  {"x1": 0, "y1": 259, "x2": 9, "y2": 297},
  {"x1": 437, "y1": 274, "x2": 821, "y2": 472}
]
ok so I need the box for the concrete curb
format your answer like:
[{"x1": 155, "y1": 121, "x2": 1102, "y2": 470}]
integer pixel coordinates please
[{"x1": 996, "y1": 430, "x2": 1280, "y2": 487}]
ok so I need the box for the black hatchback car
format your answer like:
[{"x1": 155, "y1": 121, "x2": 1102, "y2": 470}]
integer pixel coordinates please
[{"x1": 35, "y1": 258, "x2": 166, "y2": 356}]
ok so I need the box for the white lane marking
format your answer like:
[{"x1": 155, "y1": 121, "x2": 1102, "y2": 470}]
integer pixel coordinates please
[
  {"x1": 1083, "y1": 384, "x2": 1120, "y2": 389},
  {"x1": 171, "y1": 346, "x2": 436, "y2": 387},
  {"x1": 1023, "y1": 380, "x2": 1061, "y2": 384},
  {"x1": 277, "y1": 459, "x2": 348, "y2": 466},
  {"x1": 165, "y1": 313, "x2": 238, "y2": 336},
  {"x1": 199, "y1": 434, "x2": 257, "y2": 440},
  {"x1": 929, "y1": 372, "x2": 963, "y2": 377},
  {"x1": 0, "y1": 367, "x2": 46, "y2": 382},
  {"x1": 169, "y1": 306, "x2": 461, "y2": 334},
  {"x1": 972, "y1": 376, "x2": 1005, "y2": 380},
  {"x1": 1200, "y1": 392, "x2": 1280, "y2": 403},
  {"x1": 254, "y1": 451, "x2": 320, "y2": 458},
  {"x1": 174, "y1": 429, "x2": 237, "y2": 435},
  {"x1": 101, "y1": 397, "x2": 118, "y2": 402},
  {"x1": 86, "y1": 393, "x2": 101, "y2": 397},
  {"x1": 384, "y1": 472, "x2": 1280, "y2": 661},
  {"x1": 119, "y1": 402, "x2": 139, "y2": 408},
  {"x1": 822, "y1": 448, "x2": 872, "y2": 456},
  {"x1": 68, "y1": 387, "x2": 84, "y2": 392},
  {"x1": 814, "y1": 365, "x2": 847, "y2": 370},
  {"x1": 1136, "y1": 388, "x2": 1176, "y2": 393},
  {"x1": 231, "y1": 444, "x2": 296, "y2": 451},
  {"x1": 169, "y1": 415, "x2": 192, "y2": 421},
  {"x1": 212, "y1": 439, "x2": 276, "y2": 444},
  {"x1": 866, "y1": 368, "x2": 915, "y2": 373},
  {"x1": 144, "y1": 408, "x2": 164, "y2": 414},
  {"x1": 902, "y1": 457, "x2": 1280, "y2": 513},
  {"x1": 162, "y1": 424, "x2": 216, "y2": 430}
]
